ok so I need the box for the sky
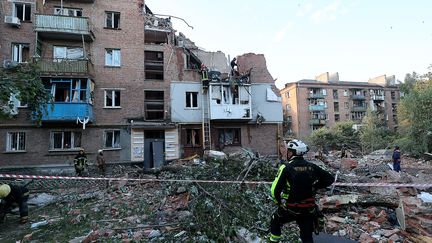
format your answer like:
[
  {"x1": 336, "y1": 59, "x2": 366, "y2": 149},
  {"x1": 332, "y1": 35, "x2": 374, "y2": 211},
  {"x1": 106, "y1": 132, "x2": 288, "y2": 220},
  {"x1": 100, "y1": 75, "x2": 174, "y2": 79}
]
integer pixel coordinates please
[{"x1": 146, "y1": 0, "x2": 432, "y2": 88}]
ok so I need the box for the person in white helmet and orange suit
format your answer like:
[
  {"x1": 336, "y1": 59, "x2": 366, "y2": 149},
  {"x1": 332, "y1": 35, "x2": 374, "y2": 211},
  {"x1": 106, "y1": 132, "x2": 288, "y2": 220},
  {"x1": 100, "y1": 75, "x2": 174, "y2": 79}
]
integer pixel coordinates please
[
  {"x1": 0, "y1": 183, "x2": 29, "y2": 224},
  {"x1": 269, "y1": 139, "x2": 334, "y2": 243}
]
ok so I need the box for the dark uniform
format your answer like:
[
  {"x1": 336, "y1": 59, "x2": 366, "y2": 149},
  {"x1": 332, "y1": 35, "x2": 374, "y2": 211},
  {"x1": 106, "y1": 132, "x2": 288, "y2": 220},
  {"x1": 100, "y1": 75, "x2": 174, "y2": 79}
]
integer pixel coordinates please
[
  {"x1": 270, "y1": 156, "x2": 334, "y2": 242},
  {"x1": 0, "y1": 184, "x2": 29, "y2": 224},
  {"x1": 74, "y1": 150, "x2": 88, "y2": 176}
]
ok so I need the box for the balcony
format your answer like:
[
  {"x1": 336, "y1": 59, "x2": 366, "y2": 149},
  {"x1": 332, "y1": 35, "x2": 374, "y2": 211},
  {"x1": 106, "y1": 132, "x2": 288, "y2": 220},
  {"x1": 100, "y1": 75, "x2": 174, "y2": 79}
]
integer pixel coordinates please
[
  {"x1": 35, "y1": 14, "x2": 94, "y2": 41},
  {"x1": 210, "y1": 104, "x2": 252, "y2": 121},
  {"x1": 352, "y1": 106, "x2": 367, "y2": 112},
  {"x1": 36, "y1": 58, "x2": 94, "y2": 77},
  {"x1": 309, "y1": 119, "x2": 326, "y2": 125},
  {"x1": 39, "y1": 103, "x2": 94, "y2": 122},
  {"x1": 308, "y1": 105, "x2": 325, "y2": 111},
  {"x1": 308, "y1": 93, "x2": 324, "y2": 99},
  {"x1": 372, "y1": 94, "x2": 385, "y2": 101},
  {"x1": 351, "y1": 94, "x2": 366, "y2": 100}
]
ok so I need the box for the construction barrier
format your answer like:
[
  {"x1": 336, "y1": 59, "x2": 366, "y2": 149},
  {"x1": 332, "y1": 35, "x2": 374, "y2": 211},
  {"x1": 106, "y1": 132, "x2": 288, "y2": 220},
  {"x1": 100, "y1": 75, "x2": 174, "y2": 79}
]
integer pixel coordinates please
[{"x1": 0, "y1": 174, "x2": 431, "y2": 188}]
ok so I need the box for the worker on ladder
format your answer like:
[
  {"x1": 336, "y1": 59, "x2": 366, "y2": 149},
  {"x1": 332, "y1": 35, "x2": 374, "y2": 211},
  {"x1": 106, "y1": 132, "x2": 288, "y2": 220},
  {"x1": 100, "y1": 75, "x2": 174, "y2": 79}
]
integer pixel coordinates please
[{"x1": 201, "y1": 64, "x2": 209, "y2": 89}]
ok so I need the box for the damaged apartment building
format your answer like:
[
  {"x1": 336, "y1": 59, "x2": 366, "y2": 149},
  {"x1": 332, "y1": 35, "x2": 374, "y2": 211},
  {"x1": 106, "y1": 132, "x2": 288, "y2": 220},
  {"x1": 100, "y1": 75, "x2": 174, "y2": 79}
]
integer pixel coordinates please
[
  {"x1": 280, "y1": 72, "x2": 401, "y2": 139},
  {"x1": 0, "y1": 0, "x2": 283, "y2": 168}
]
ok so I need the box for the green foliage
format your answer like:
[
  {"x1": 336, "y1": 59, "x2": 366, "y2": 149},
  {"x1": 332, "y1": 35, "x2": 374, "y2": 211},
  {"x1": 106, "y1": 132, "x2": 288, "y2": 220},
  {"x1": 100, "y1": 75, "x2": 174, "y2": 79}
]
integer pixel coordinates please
[
  {"x1": 397, "y1": 78, "x2": 432, "y2": 156},
  {"x1": 0, "y1": 64, "x2": 51, "y2": 122},
  {"x1": 359, "y1": 109, "x2": 394, "y2": 153},
  {"x1": 308, "y1": 121, "x2": 359, "y2": 150},
  {"x1": 399, "y1": 72, "x2": 419, "y2": 95}
]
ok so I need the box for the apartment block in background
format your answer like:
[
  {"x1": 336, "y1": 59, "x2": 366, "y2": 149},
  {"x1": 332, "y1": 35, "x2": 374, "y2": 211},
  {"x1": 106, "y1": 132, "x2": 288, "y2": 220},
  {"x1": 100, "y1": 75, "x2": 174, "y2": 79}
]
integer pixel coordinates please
[{"x1": 280, "y1": 72, "x2": 401, "y2": 140}]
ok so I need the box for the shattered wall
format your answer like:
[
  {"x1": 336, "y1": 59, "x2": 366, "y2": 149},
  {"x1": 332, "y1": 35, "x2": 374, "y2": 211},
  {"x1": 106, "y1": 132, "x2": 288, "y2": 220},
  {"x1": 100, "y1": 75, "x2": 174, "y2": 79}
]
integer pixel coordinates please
[{"x1": 237, "y1": 53, "x2": 274, "y2": 83}]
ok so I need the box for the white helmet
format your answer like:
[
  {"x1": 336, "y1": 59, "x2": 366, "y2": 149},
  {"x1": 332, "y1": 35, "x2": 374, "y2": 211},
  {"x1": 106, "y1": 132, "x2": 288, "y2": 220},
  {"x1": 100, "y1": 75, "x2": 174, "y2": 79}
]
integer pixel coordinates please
[{"x1": 285, "y1": 139, "x2": 309, "y2": 156}]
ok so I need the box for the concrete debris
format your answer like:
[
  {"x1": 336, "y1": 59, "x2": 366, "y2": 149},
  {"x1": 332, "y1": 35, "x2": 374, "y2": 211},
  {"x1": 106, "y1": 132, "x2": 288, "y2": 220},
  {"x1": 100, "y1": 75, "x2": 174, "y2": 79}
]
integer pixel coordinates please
[
  {"x1": 1, "y1": 147, "x2": 431, "y2": 242},
  {"x1": 205, "y1": 150, "x2": 227, "y2": 160}
]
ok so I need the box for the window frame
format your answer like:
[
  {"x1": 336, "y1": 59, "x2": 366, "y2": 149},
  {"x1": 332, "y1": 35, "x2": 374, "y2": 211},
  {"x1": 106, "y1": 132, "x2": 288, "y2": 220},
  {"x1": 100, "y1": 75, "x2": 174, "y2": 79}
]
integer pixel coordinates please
[
  {"x1": 14, "y1": 2, "x2": 31, "y2": 22},
  {"x1": 54, "y1": 7, "x2": 82, "y2": 17},
  {"x1": 105, "y1": 49, "x2": 121, "y2": 67},
  {"x1": 144, "y1": 90, "x2": 164, "y2": 120},
  {"x1": 218, "y1": 128, "x2": 241, "y2": 146},
  {"x1": 185, "y1": 129, "x2": 201, "y2": 147},
  {"x1": 6, "y1": 132, "x2": 26, "y2": 152},
  {"x1": 50, "y1": 131, "x2": 82, "y2": 150},
  {"x1": 104, "y1": 89, "x2": 121, "y2": 108},
  {"x1": 105, "y1": 11, "x2": 121, "y2": 29},
  {"x1": 11, "y1": 43, "x2": 30, "y2": 63},
  {"x1": 185, "y1": 91, "x2": 198, "y2": 109},
  {"x1": 104, "y1": 130, "x2": 121, "y2": 149}
]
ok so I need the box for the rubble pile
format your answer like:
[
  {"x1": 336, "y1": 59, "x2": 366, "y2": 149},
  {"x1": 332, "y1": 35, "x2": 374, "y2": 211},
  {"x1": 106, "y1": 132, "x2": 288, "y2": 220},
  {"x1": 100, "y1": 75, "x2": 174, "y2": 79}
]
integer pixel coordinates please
[{"x1": 0, "y1": 149, "x2": 431, "y2": 242}]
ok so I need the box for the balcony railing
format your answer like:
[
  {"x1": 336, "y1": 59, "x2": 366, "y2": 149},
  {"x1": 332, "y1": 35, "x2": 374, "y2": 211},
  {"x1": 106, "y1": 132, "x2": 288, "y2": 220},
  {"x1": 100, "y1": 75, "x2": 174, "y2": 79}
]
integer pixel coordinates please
[
  {"x1": 308, "y1": 105, "x2": 325, "y2": 111},
  {"x1": 210, "y1": 104, "x2": 252, "y2": 121},
  {"x1": 309, "y1": 119, "x2": 326, "y2": 125},
  {"x1": 351, "y1": 94, "x2": 366, "y2": 100},
  {"x1": 36, "y1": 58, "x2": 94, "y2": 77},
  {"x1": 308, "y1": 93, "x2": 324, "y2": 99},
  {"x1": 372, "y1": 94, "x2": 385, "y2": 101},
  {"x1": 39, "y1": 103, "x2": 94, "y2": 122},
  {"x1": 35, "y1": 14, "x2": 94, "y2": 41},
  {"x1": 352, "y1": 106, "x2": 367, "y2": 112}
]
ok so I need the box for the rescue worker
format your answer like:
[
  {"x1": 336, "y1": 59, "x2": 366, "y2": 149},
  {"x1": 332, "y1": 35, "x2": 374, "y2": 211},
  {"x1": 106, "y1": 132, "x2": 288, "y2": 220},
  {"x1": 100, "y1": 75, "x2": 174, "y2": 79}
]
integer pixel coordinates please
[
  {"x1": 230, "y1": 57, "x2": 239, "y2": 77},
  {"x1": 340, "y1": 144, "x2": 347, "y2": 158},
  {"x1": 392, "y1": 145, "x2": 401, "y2": 172},
  {"x1": 0, "y1": 183, "x2": 29, "y2": 224},
  {"x1": 96, "y1": 149, "x2": 107, "y2": 176},
  {"x1": 200, "y1": 64, "x2": 209, "y2": 88},
  {"x1": 74, "y1": 148, "x2": 88, "y2": 176},
  {"x1": 269, "y1": 139, "x2": 335, "y2": 243}
]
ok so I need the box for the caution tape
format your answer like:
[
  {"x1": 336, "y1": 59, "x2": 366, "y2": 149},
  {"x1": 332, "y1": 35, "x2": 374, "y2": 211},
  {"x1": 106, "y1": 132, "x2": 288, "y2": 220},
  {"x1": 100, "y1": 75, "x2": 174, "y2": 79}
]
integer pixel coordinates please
[{"x1": 0, "y1": 174, "x2": 431, "y2": 188}]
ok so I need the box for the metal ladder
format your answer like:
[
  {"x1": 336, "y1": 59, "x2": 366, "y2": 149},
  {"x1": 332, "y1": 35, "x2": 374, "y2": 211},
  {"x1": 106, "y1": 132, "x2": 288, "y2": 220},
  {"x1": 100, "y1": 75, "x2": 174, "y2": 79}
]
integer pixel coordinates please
[{"x1": 202, "y1": 88, "x2": 211, "y2": 150}]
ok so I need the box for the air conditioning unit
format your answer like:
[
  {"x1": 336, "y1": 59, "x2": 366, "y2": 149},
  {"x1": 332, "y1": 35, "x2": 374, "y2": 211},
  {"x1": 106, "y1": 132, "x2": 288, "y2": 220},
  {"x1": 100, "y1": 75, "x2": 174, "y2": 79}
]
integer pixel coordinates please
[
  {"x1": 3, "y1": 60, "x2": 18, "y2": 69},
  {"x1": 4, "y1": 16, "x2": 21, "y2": 27}
]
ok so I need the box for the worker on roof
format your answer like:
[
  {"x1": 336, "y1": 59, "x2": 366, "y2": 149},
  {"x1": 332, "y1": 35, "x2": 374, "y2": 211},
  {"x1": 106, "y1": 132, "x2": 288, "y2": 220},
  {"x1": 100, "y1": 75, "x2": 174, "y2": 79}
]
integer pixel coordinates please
[
  {"x1": 0, "y1": 183, "x2": 29, "y2": 224},
  {"x1": 269, "y1": 139, "x2": 334, "y2": 243}
]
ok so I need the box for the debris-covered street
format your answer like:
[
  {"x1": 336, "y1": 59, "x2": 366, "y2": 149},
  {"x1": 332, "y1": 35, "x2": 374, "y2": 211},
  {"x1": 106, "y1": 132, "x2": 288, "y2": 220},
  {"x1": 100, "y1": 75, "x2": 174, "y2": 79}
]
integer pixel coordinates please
[{"x1": 1, "y1": 148, "x2": 431, "y2": 243}]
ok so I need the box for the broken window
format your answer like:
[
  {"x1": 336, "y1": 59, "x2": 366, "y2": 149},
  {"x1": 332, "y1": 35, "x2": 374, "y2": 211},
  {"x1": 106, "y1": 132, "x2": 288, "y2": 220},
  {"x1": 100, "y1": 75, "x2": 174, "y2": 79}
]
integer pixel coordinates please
[
  {"x1": 186, "y1": 129, "x2": 200, "y2": 147},
  {"x1": 185, "y1": 92, "x2": 198, "y2": 108},
  {"x1": 212, "y1": 85, "x2": 222, "y2": 104},
  {"x1": 12, "y1": 43, "x2": 29, "y2": 63},
  {"x1": 105, "y1": 90, "x2": 121, "y2": 108},
  {"x1": 145, "y1": 30, "x2": 168, "y2": 44},
  {"x1": 104, "y1": 130, "x2": 120, "y2": 148},
  {"x1": 285, "y1": 91, "x2": 290, "y2": 98},
  {"x1": 106, "y1": 11, "x2": 120, "y2": 28},
  {"x1": 391, "y1": 91, "x2": 396, "y2": 100},
  {"x1": 54, "y1": 7, "x2": 82, "y2": 17},
  {"x1": 144, "y1": 91, "x2": 164, "y2": 120},
  {"x1": 14, "y1": 3, "x2": 31, "y2": 21},
  {"x1": 344, "y1": 102, "x2": 349, "y2": 109},
  {"x1": 51, "y1": 131, "x2": 81, "y2": 150},
  {"x1": 239, "y1": 86, "x2": 250, "y2": 104},
  {"x1": 335, "y1": 114, "x2": 340, "y2": 122},
  {"x1": 105, "y1": 49, "x2": 121, "y2": 66},
  {"x1": 219, "y1": 128, "x2": 241, "y2": 146},
  {"x1": 7, "y1": 132, "x2": 26, "y2": 151},
  {"x1": 145, "y1": 51, "x2": 164, "y2": 80},
  {"x1": 49, "y1": 79, "x2": 89, "y2": 103}
]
